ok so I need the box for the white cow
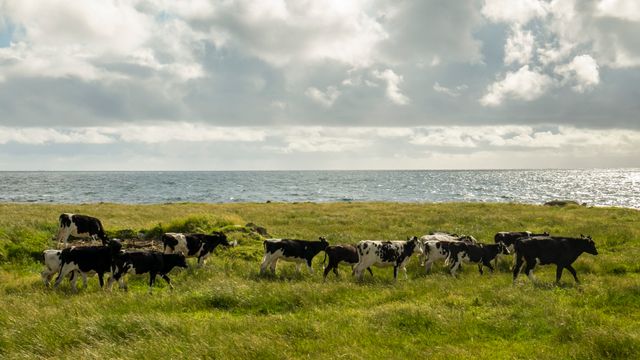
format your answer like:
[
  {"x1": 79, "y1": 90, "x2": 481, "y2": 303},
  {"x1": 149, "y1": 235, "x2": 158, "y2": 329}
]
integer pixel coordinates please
[
  {"x1": 352, "y1": 237, "x2": 422, "y2": 280},
  {"x1": 55, "y1": 213, "x2": 108, "y2": 247},
  {"x1": 419, "y1": 233, "x2": 477, "y2": 273},
  {"x1": 41, "y1": 249, "x2": 81, "y2": 288}
]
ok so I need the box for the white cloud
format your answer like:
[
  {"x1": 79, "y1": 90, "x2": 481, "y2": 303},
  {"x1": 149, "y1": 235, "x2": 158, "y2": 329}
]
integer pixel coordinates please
[
  {"x1": 372, "y1": 68, "x2": 409, "y2": 105},
  {"x1": 482, "y1": 0, "x2": 548, "y2": 24},
  {"x1": 433, "y1": 82, "x2": 468, "y2": 97},
  {"x1": 555, "y1": 54, "x2": 600, "y2": 93},
  {"x1": 480, "y1": 65, "x2": 554, "y2": 106},
  {"x1": 504, "y1": 26, "x2": 535, "y2": 65},
  {"x1": 596, "y1": 0, "x2": 640, "y2": 21},
  {"x1": 305, "y1": 86, "x2": 341, "y2": 107}
]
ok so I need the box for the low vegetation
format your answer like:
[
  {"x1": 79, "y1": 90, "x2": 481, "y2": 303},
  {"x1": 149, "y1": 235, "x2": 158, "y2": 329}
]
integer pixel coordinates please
[{"x1": 0, "y1": 202, "x2": 639, "y2": 359}]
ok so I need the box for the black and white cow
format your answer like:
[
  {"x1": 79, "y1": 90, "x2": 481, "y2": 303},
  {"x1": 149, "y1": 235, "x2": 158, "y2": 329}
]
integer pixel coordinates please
[
  {"x1": 41, "y1": 249, "x2": 78, "y2": 287},
  {"x1": 494, "y1": 231, "x2": 549, "y2": 252},
  {"x1": 162, "y1": 232, "x2": 236, "y2": 267},
  {"x1": 56, "y1": 213, "x2": 109, "y2": 247},
  {"x1": 109, "y1": 251, "x2": 188, "y2": 293},
  {"x1": 353, "y1": 237, "x2": 422, "y2": 281},
  {"x1": 419, "y1": 233, "x2": 477, "y2": 273},
  {"x1": 260, "y1": 237, "x2": 329, "y2": 275},
  {"x1": 321, "y1": 244, "x2": 373, "y2": 280},
  {"x1": 445, "y1": 242, "x2": 510, "y2": 276},
  {"x1": 53, "y1": 239, "x2": 122, "y2": 291},
  {"x1": 513, "y1": 235, "x2": 598, "y2": 284}
]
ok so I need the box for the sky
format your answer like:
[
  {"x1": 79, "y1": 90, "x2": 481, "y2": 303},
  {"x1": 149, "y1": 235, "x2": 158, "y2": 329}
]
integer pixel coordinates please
[{"x1": 0, "y1": 0, "x2": 639, "y2": 170}]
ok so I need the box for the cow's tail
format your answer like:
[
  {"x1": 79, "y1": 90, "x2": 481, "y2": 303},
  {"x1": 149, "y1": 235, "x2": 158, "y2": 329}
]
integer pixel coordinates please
[{"x1": 321, "y1": 251, "x2": 328, "y2": 270}]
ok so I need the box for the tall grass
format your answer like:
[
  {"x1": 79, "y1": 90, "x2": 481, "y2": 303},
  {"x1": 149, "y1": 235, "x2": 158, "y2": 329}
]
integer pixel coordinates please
[{"x1": 0, "y1": 202, "x2": 638, "y2": 359}]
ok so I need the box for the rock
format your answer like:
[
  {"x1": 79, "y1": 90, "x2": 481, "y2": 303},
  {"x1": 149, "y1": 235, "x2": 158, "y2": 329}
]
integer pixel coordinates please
[{"x1": 544, "y1": 200, "x2": 581, "y2": 207}]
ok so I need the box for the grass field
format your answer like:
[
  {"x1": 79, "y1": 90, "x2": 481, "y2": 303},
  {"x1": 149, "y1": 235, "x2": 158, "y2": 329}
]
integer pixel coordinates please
[{"x1": 0, "y1": 202, "x2": 639, "y2": 359}]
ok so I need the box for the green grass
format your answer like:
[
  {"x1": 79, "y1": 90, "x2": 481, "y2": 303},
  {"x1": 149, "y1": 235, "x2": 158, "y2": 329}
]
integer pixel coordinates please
[{"x1": 0, "y1": 202, "x2": 639, "y2": 359}]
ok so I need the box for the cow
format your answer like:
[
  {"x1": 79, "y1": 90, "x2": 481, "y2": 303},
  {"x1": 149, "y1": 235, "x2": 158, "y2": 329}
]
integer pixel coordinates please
[
  {"x1": 321, "y1": 244, "x2": 373, "y2": 280},
  {"x1": 41, "y1": 250, "x2": 78, "y2": 287},
  {"x1": 109, "y1": 251, "x2": 188, "y2": 293},
  {"x1": 353, "y1": 237, "x2": 422, "y2": 281},
  {"x1": 56, "y1": 213, "x2": 109, "y2": 247},
  {"x1": 419, "y1": 233, "x2": 477, "y2": 273},
  {"x1": 260, "y1": 237, "x2": 329, "y2": 275},
  {"x1": 53, "y1": 239, "x2": 122, "y2": 291},
  {"x1": 445, "y1": 242, "x2": 511, "y2": 276},
  {"x1": 162, "y1": 232, "x2": 236, "y2": 267},
  {"x1": 494, "y1": 231, "x2": 549, "y2": 252},
  {"x1": 512, "y1": 235, "x2": 598, "y2": 284}
]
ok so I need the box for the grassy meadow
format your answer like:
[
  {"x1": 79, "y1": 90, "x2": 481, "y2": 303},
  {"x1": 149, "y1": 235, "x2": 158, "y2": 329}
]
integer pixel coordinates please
[{"x1": 0, "y1": 202, "x2": 639, "y2": 359}]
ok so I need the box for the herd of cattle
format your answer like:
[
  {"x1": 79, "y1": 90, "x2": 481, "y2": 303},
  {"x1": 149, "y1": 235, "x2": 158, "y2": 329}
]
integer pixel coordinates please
[{"x1": 43, "y1": 213, "x2": 599, "y2": 293}]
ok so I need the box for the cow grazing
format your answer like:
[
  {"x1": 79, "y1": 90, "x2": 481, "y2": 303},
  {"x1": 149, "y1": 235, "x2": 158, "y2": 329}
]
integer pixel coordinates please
[
  {"x1": 53, "y1": 239, "x2": 122, "y2": 291},
  {"x1": 513, "y1": 235, "x2": 598, "y2": 284},
  {"x1": 56, "y1": 213, "x2": 109, "y2": 247},
  {"x1": 353, "y1": 237, "x2": 422, "y2": 281},
  {"x1": 162, "y1": 232, "x2": 235, "y2": 267},
  {"x1": 260, "y1": 237, "x2": 329, "y2": 275},
  {"x1": 41, "y1": 250, "x2": 78, "y2": 287},
  {"x1": 445, "y1": 242, "x2": 510, "y2": 276},
  {"x1": 419, "y1": 233, "x2": 477, "y2": 273},
  {"x1": 109, "y1": 251, "x2": 187, "y2": 293},
  {"x1": 494, "y1": 231, "x2": 549, "y2": 252},
  {"x1": 321, "y1": 244, "x2": 373, "y2": 280}
]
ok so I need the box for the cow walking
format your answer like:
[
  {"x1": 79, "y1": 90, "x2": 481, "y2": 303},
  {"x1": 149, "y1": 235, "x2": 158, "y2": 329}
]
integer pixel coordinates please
[
  {"x1": 53, "y1": 239, "x2": 122, "y2": 291},
  {"x1": 260, "y1": 237, "x2": 329, "y2": 275},
  {"x1": 445, "y1": 242, "x2": 510, "y2": 276},
  {"x1": 109, "y1": 251, "x2": 188, "y2": 293},
  {"x1": 512, "y1": 235, "x2": 598, "y2": 284},
  {"x1": 322, "y1": 244, "x2": 372, "y2": 280},
  {"x1": 162, "y1": 232, "x2": 235, "y2": 267},
  {"x1": 353, "y1": 237, "x2": 422, "y2": 281}
]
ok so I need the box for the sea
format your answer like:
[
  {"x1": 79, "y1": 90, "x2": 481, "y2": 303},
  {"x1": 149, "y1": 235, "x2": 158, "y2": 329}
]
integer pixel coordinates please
[{"x1": 0, "y1": 169, "x2": 638, "y2": 209}]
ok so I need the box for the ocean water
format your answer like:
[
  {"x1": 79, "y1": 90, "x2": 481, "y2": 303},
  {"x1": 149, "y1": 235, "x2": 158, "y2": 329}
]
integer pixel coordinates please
[{"x1": 0, "y1": 169, "x2": 638, "y2": 208}]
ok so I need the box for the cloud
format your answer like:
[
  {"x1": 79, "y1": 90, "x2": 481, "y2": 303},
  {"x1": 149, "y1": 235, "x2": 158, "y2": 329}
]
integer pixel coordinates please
[
  {"x1": 596, "y1": 0, "x2": 640, "y2": 22},
  {"x1": 482, "y1": 0, "x2": 548, "y2": 25},
  {"x1": 555, "y1": 54, "x2": 599, "y2": 93},
  {"x1": 433, "y1": 82, "x2": 468, "y2": 97},
  {"x1": 504, "y1": 26, "x2": 535, "y2": 65},
  {"x1": 372, "y1": 68, "x2": 409, "y2": 105},
  {"x1": 480, "y1": 65, "x2": 554, "y2": 106},
  {"x1": 305, "y1": 86, "x2": 340, "y2": 107}
]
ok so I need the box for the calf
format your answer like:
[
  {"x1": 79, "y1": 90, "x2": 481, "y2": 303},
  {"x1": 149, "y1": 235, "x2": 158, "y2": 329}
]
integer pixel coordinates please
[
  {"x1": 53, "y1": 239, "x2": 122, "y2": 291},
  {"x1": 419, "y1": 233, "x2": 477, "y2": 273},
  {"x1": 162, "y1": 232, "x2": 235, "y2": 267},
  {"x1": 353, "y1": 237, "x2": 422, "y2": 281},
  {"x1": 41, "y1": 250, "x2": 77, "y2": 287},
  {"x1": 56, "y1": 213, "x2": 109, "y2": 247},
  {"x1": 109, "y1": 251, "x2": 188, "y2": 293},
  {"x1": 260, "y1": 237, "x2": 329, "y2": 275},
  {"x1": 446, "y1": 242, "x2": 510, "y2": 276},
  {"x1": 513, "y1": 235, "x2": 598, "y2": 284},
  {"x1": 321, "y1": 244, "x2": 373, "y2": 280}
]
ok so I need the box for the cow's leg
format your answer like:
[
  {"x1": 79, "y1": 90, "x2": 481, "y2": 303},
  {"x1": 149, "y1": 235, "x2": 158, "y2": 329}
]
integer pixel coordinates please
[
  {"x1": 80, "y1": 272, "x2": 88, "y2": 289},
  {"x1": 366, "y1": 267, "x2": 373, "y2": 277},
  {"x1": 523, "y1": 261, "x2": 537, "y2": 283},
  {"x1": 477, "y1": 263, "x2": 484, "y2": 275},
  {"x1": 403, "y1": 266, "x2": 408, "y2": 280},
  {"x1": 393, "y1": 265, "x2": 399, "y2": 281},
  {"x1": 565, "y1": 265, "x2": 580, "y2": 284},
  {"x1": 485, "y1": 261, "x2": 495, "y2": 273},
  {"x1": 424, "y1": 259, "x2": 433, "y2": 274},
  {"x1": 148, "y1": 272, "x2": 157, "y2": 293},
  {"x1": 161, "y1": 274, "x2": 174, "y2": 289},
  {"x1": 53, "y1": 265, "x2": 70, "y2": 289},
  {"x1": 41, "y1": 268, "x2": 53, "y2": 287},
  {"x1": 197, "y1": 256, "x2": 204, "y2": 268},
  {"x1": 56, "y1": 227, "x2": 72, "y2": 248},
  {"x1": 512, "y1": 255, "x2": 524, "y2": 283},
  {"x1": 69, "y1": 271, "x2": 78, "y2": 291},
  {"x1": 270, "y1": 258, "x2": 278, "y2": 274},
  {"x1": 555, "y1": 265, "x2": 564, "y2": 284},
  {"x1": 98, "y1": 272, "x2": 105, "y2": 288},
  {"x1": 449, "y1": 260, "x2": 461, "y2": 277},
  {"x1": 306, "y1": 259, "x2": 314, "y2": 274},
  {"x1": 259, "y1": 253, "x2": 271, "y2": 274},
  {"x1": 352, "y1": 262, "x2": 364, "y2": 280},
  {"x1": 323, "y1": 262, "x2": 333, "y2": 280}
]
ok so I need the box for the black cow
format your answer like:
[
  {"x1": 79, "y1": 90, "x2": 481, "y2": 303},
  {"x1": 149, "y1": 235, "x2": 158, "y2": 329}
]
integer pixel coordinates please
[
  {"x1": 56, "y1": 213, "x2": 109, "y2": 247},
  {"x1": 513, "y1": 235, "x2": 598, "y2": 284},
  {"x1": 109, "y1": 251, "x2": 188, "y2": 293},
  {"x1": 53, "y1": 239, "x2": 122, "y2": 291},
  {"x1": 446, "y1": 242, "x2": 510, "y2": 276},
  {"x1": 162, "y1": 232, "x2": 236, "y2": 267},
  {"x1": 322, "y1": 244, "x2": 373, "y2": 280},
  {"x1": 260, "y1": 237, "x2": 329, "y2": 275}
]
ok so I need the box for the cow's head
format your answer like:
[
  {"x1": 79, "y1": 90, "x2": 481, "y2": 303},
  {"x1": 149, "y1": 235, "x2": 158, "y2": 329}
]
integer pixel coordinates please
[
  {"x1": 107, "y1": 238, "x2": 122, "y2": 253},
  {"x1": 407, "y1": 236, "x2": 423, "y2": 255},
  {"x1": 318, "y1": 236, "x2": 329, "y2": 251},
  {"x1": 581, "y1": 235, "x2": 598, "y2": 255},
  {"x1": 173, "y1": 253, "x2": 188, "y2": 268},
  {"x1": 497, "y1": 242, "x2": 510, "y2": 255}
]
